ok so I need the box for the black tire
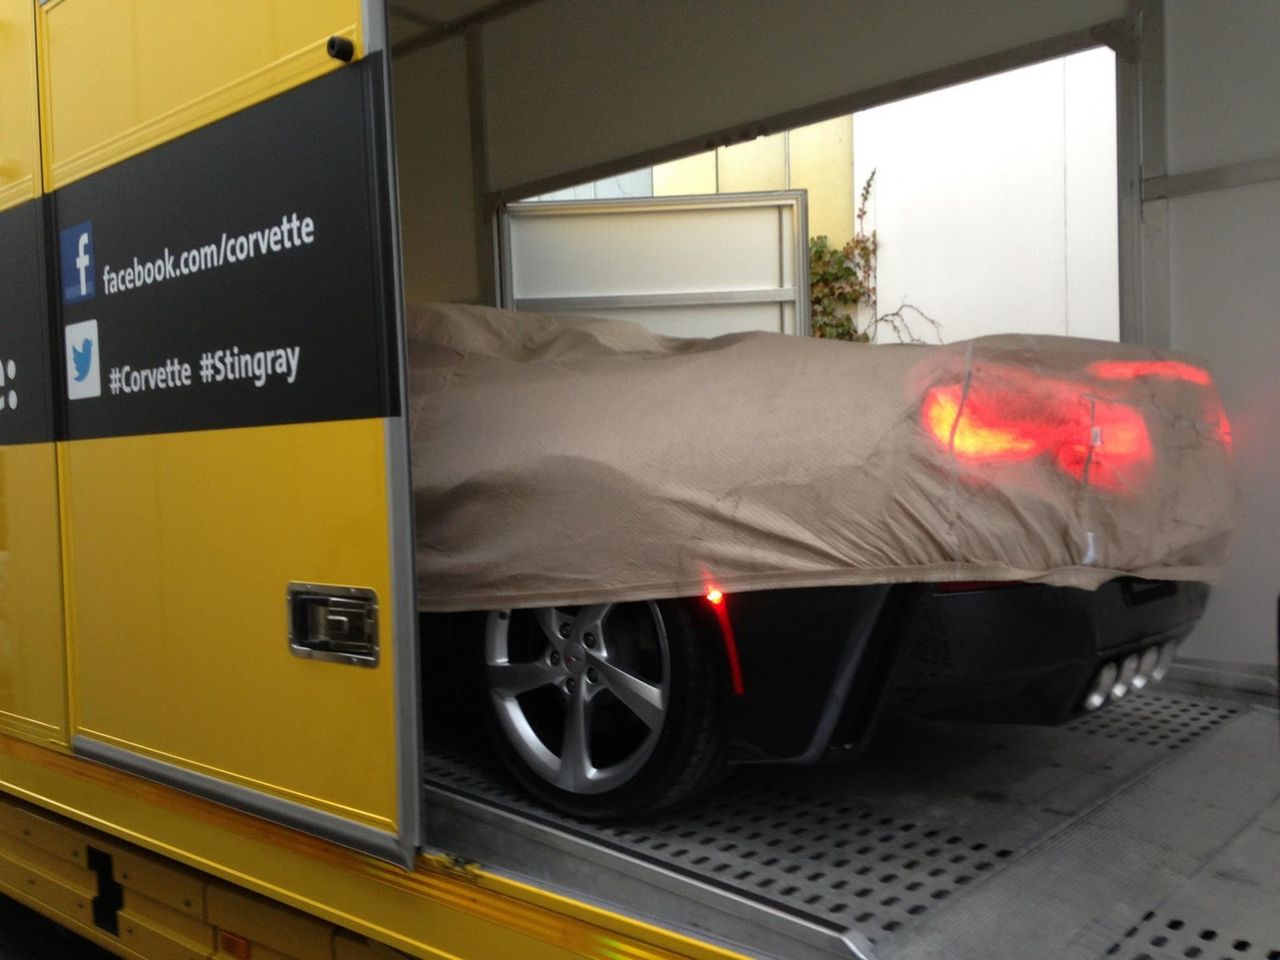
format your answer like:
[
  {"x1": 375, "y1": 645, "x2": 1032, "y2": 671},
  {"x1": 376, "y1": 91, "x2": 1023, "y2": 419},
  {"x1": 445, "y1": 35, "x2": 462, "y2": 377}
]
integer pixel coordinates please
[{"x1": 481, "y1": 598, "x2": 727, "y2": 821}]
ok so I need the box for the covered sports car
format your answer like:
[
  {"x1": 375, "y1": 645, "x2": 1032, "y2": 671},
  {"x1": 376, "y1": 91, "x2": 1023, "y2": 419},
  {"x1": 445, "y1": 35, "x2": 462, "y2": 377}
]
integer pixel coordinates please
[{"x1": 411, "y1": 303, "x2": 1235, "y2": 818}]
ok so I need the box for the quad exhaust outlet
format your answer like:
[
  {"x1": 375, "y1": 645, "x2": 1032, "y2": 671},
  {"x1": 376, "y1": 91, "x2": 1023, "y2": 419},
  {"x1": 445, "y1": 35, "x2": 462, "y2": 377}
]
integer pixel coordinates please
[{"x1": 1082, "y1": 641, "x2": 1178, "y2": 711}]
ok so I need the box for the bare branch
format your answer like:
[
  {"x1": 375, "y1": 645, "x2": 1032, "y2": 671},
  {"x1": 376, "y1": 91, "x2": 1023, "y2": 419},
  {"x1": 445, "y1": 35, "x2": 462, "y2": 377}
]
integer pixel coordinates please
[
  {"x1": 809, "y1": 168, "x2": 946, "y2": 345},
  {"x1": 866, "y1": 300, "x2": 945, "y2": 345}
]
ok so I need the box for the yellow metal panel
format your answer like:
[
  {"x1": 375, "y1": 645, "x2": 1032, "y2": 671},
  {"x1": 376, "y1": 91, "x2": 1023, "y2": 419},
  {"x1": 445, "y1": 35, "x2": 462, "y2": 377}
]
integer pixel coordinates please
[
  {"x1": 335, "y1": 930, "x2": 410, "y2": 960},
  {"x1": 113, "y1": 845, "x2": 207, "y2": 921},
  {"x1": 0, "y1": 846, "x2": 94, "y2": 920},
  {"x1": 208, "y1": 882, "x2": 335, "y2": 960},
  {"x1": 38, "y1": 0, "x2": 362, "y2": 189},
  {"x1": 652, "y1": 152, "x2": 718, "y2": 197},
  {"x1": 716, "y1": 133, "x2": 787, "y2": 194},
  {"x1": 215, "y1": 939, "x2": 296, "y2": 960},
  {"x1": 63, "y1": 420, "x2": 397, "y2": 831},
  {"x1": 0, "y1": 751, "x2": 747, "y2": 960},
  {"x1": 120, "y1": 907, "x2": 214, "y2": 960},
  {"x1": 0, "y1": 799, "x2": 88, "y2": 866},
  {"x1": 0, "y1": 857, "x2": 143, "y2": 960},
  {"x1": 124, "y1": 890, "x2": 212, "y2": 946},
  {"x1": 0, "y1": 833, "x2": 96, "y2": 893},
  {"x1": 0, "y1": 0, "x2": 41, "y2": 209},
  {"x1": 0, "y1": 443, "x2": 68, "y2": 746},
  {"x1": 788, "y1": 116, "x2": 855, "y2": 242},
  {"x1": 654, "y1": 120, "x2": 854, "y2": 240}
]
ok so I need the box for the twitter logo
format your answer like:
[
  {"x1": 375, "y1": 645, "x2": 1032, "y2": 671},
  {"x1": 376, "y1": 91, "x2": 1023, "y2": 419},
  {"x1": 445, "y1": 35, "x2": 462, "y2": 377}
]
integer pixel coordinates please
[
  {"x1": 72, "y1": 338, "x2": 93, "y2": 382},
  {"x1": 65, "y1": 319, "x2": 101, "y2": 400}
]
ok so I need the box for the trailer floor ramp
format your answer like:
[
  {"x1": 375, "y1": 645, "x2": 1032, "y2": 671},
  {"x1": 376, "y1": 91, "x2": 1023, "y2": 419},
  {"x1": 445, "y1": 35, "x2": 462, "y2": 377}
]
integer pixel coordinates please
[{"x1": 422, "y1": 689, "x2": 1280, "y2": 960}]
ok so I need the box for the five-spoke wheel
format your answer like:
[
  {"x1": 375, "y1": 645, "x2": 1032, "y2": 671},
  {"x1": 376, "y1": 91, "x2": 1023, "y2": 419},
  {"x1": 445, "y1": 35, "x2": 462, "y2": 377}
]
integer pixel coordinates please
[{"x1": 482, "y1": 599, "x2": 726, "y2": 819}]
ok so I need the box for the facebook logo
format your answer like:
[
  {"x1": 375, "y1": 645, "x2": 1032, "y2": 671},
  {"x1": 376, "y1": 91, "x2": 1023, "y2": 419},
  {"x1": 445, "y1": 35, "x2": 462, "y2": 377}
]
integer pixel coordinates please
[{"x1": 60, "y1": 221, "x2": 95, "y2": 304}]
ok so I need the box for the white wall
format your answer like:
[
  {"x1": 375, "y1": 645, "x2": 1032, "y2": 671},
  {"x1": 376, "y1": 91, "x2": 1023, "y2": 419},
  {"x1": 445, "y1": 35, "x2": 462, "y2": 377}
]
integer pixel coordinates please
[
  {"x1": 853, "y1": 48, "x2": 1118, "y2": 343},
  {"x1": 531, "y1": 169, "x2": 653, "y2": 203},
  {"x1": 1160, "y1": 0, "x2": 1280, "y2": 675}
]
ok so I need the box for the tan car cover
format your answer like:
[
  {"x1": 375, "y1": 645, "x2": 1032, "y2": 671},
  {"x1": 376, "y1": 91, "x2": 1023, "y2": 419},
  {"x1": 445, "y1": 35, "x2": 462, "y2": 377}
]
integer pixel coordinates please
[{"x1": 408, "y1": 303, "x2": 1235, "y2": 612}]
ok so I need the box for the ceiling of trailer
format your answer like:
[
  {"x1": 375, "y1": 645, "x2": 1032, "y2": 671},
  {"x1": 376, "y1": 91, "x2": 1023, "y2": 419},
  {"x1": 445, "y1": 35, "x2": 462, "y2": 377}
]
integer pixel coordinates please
[
  {"x1": 387, "y1": 0, "x2": 1129, "y2": 201},
  {"x1": 388, "y1": 0, "x2": 521, "y2": 44}
]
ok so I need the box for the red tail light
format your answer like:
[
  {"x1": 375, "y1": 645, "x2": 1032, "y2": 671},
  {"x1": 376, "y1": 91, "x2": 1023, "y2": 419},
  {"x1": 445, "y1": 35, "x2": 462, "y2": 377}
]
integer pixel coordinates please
[
  {"x1": 1090, "y1": 359, "x2": 1231, "y2": 451},
  {"x1": 922, "y1": 382, "x2": 1154, "y2": 491},
  {"x1": 1052, "y1": 397, "x2": 1152, "y2": 487},
  {"x1": 922, "y1": 386, "x2": 1040, "y2": 461},
  {"x1": 1216, "y1": 406, "x2": 1233, "y2": 451},
  {"x1": 1087, "y1": 359, "x2": 1212, "y2": 386}
]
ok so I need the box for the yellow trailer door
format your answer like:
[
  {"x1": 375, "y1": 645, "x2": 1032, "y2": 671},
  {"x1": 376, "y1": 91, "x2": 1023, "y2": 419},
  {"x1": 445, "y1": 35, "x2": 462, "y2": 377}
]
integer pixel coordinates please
[
  {"x1": 0, "y1": 0, "x2": 67, "y2": 751},
  {"x1": 39, "y1": 1, "x2": 420, "y2": 864}
]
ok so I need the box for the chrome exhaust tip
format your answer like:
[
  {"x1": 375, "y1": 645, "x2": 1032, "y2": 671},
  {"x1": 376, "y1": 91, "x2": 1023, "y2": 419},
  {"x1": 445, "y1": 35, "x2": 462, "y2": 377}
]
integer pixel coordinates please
[
  {"x1": 1111, "y1": 653, "x2": 1141, "y2": 700},
  {"x1": 1083, "y1": 642, "x2": 1179, "y2": 713},
  {"x1": 1152, "y1": 641, "x2": 1178, "y2": 683},
  {"x1": 1084, "y1": 662, "x2": 1119, "y2": 711},
  {"x1": 1130, "y1": 646, "x2": 1161, "y2": 691}
]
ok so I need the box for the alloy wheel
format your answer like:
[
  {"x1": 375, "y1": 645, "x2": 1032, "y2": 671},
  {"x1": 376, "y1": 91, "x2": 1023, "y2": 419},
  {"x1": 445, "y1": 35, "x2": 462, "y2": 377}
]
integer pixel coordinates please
[{"x1": 485, "y1": 602, "x2": 671, "y2": 795}]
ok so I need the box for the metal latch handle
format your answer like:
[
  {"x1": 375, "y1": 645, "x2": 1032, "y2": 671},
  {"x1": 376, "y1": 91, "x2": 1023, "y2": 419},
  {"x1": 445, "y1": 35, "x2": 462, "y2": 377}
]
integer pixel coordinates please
[{"x1": 288, "y1": 583, "x2": 379, "y2": 666}]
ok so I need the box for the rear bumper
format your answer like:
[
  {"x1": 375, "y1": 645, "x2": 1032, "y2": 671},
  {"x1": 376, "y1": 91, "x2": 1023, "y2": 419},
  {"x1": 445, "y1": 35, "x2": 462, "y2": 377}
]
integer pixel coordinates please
[
  {"x1": 882, "y1": 578, "x2": 1211, "y2": 725},
  {"x1": 710, "y1": 584, "x2": 899, "y2": 764},
  {"x1": 718, "y1": 578, "x2": 1210, "y2": 763}
]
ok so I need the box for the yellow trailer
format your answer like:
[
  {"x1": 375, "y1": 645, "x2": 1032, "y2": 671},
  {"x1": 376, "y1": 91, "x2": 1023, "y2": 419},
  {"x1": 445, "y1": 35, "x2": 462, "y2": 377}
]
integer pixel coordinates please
[
  {"x1": 4, "y1": 2, "x2": 1277, "y2": 960},
  {"x1": 0, "y1": 1, "x2": 753, "y2": 956}
]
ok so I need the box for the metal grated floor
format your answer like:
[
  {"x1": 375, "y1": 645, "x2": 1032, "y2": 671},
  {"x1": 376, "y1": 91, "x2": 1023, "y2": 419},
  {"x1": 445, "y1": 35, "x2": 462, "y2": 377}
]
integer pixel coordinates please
[
  {"x1": 1105, "y1": 911, "x2": 1280, "y2": 960},
  {"x1": 423, "y1": 689, "x2": 1275, "y2": 959},
  {"x1": 1097, "y1": 787, "x2": 1280, "y2": 960},
  {"x1": 1065, "y1": 692, "x2": 1242, "y2": 748}
]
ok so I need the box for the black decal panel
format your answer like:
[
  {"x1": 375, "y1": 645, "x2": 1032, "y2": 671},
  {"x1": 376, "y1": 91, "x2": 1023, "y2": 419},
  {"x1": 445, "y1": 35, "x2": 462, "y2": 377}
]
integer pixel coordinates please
[
  {"x1": 0, "y1": 200, "x2": 55, "y2": 446},
  {"x1": 53, "y1": 57, "x2": 399, "y2": 441}
]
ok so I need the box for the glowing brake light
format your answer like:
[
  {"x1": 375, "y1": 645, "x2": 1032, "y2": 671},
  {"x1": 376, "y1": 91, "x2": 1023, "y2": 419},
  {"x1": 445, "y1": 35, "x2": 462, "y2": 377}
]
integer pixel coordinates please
[
  {"x1": 1053, "y1": 398, "x2": 1152, "y2": 485},
  {"x1": 922, "y1": 386, "x2": 1040, "y2": 461},
  {"x1": 921, "y1": 381, "x2": 1154, "y2": 491},
  {"x1": 1088, "y1": 359, "x2": 1212, "y2": 386},
  {"x1": 1090, "y1": 358, "x2": 1230, "y2": 452}
]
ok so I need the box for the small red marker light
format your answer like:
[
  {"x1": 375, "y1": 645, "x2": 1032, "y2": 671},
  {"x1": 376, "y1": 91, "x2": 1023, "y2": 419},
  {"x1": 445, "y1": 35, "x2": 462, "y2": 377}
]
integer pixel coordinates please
[
  {"x1": 702, "y1": 585, "x2": 743, "y2": 694},
  {"x1": 219, "y1": 931, "x2": 252, "y2": 960}
]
